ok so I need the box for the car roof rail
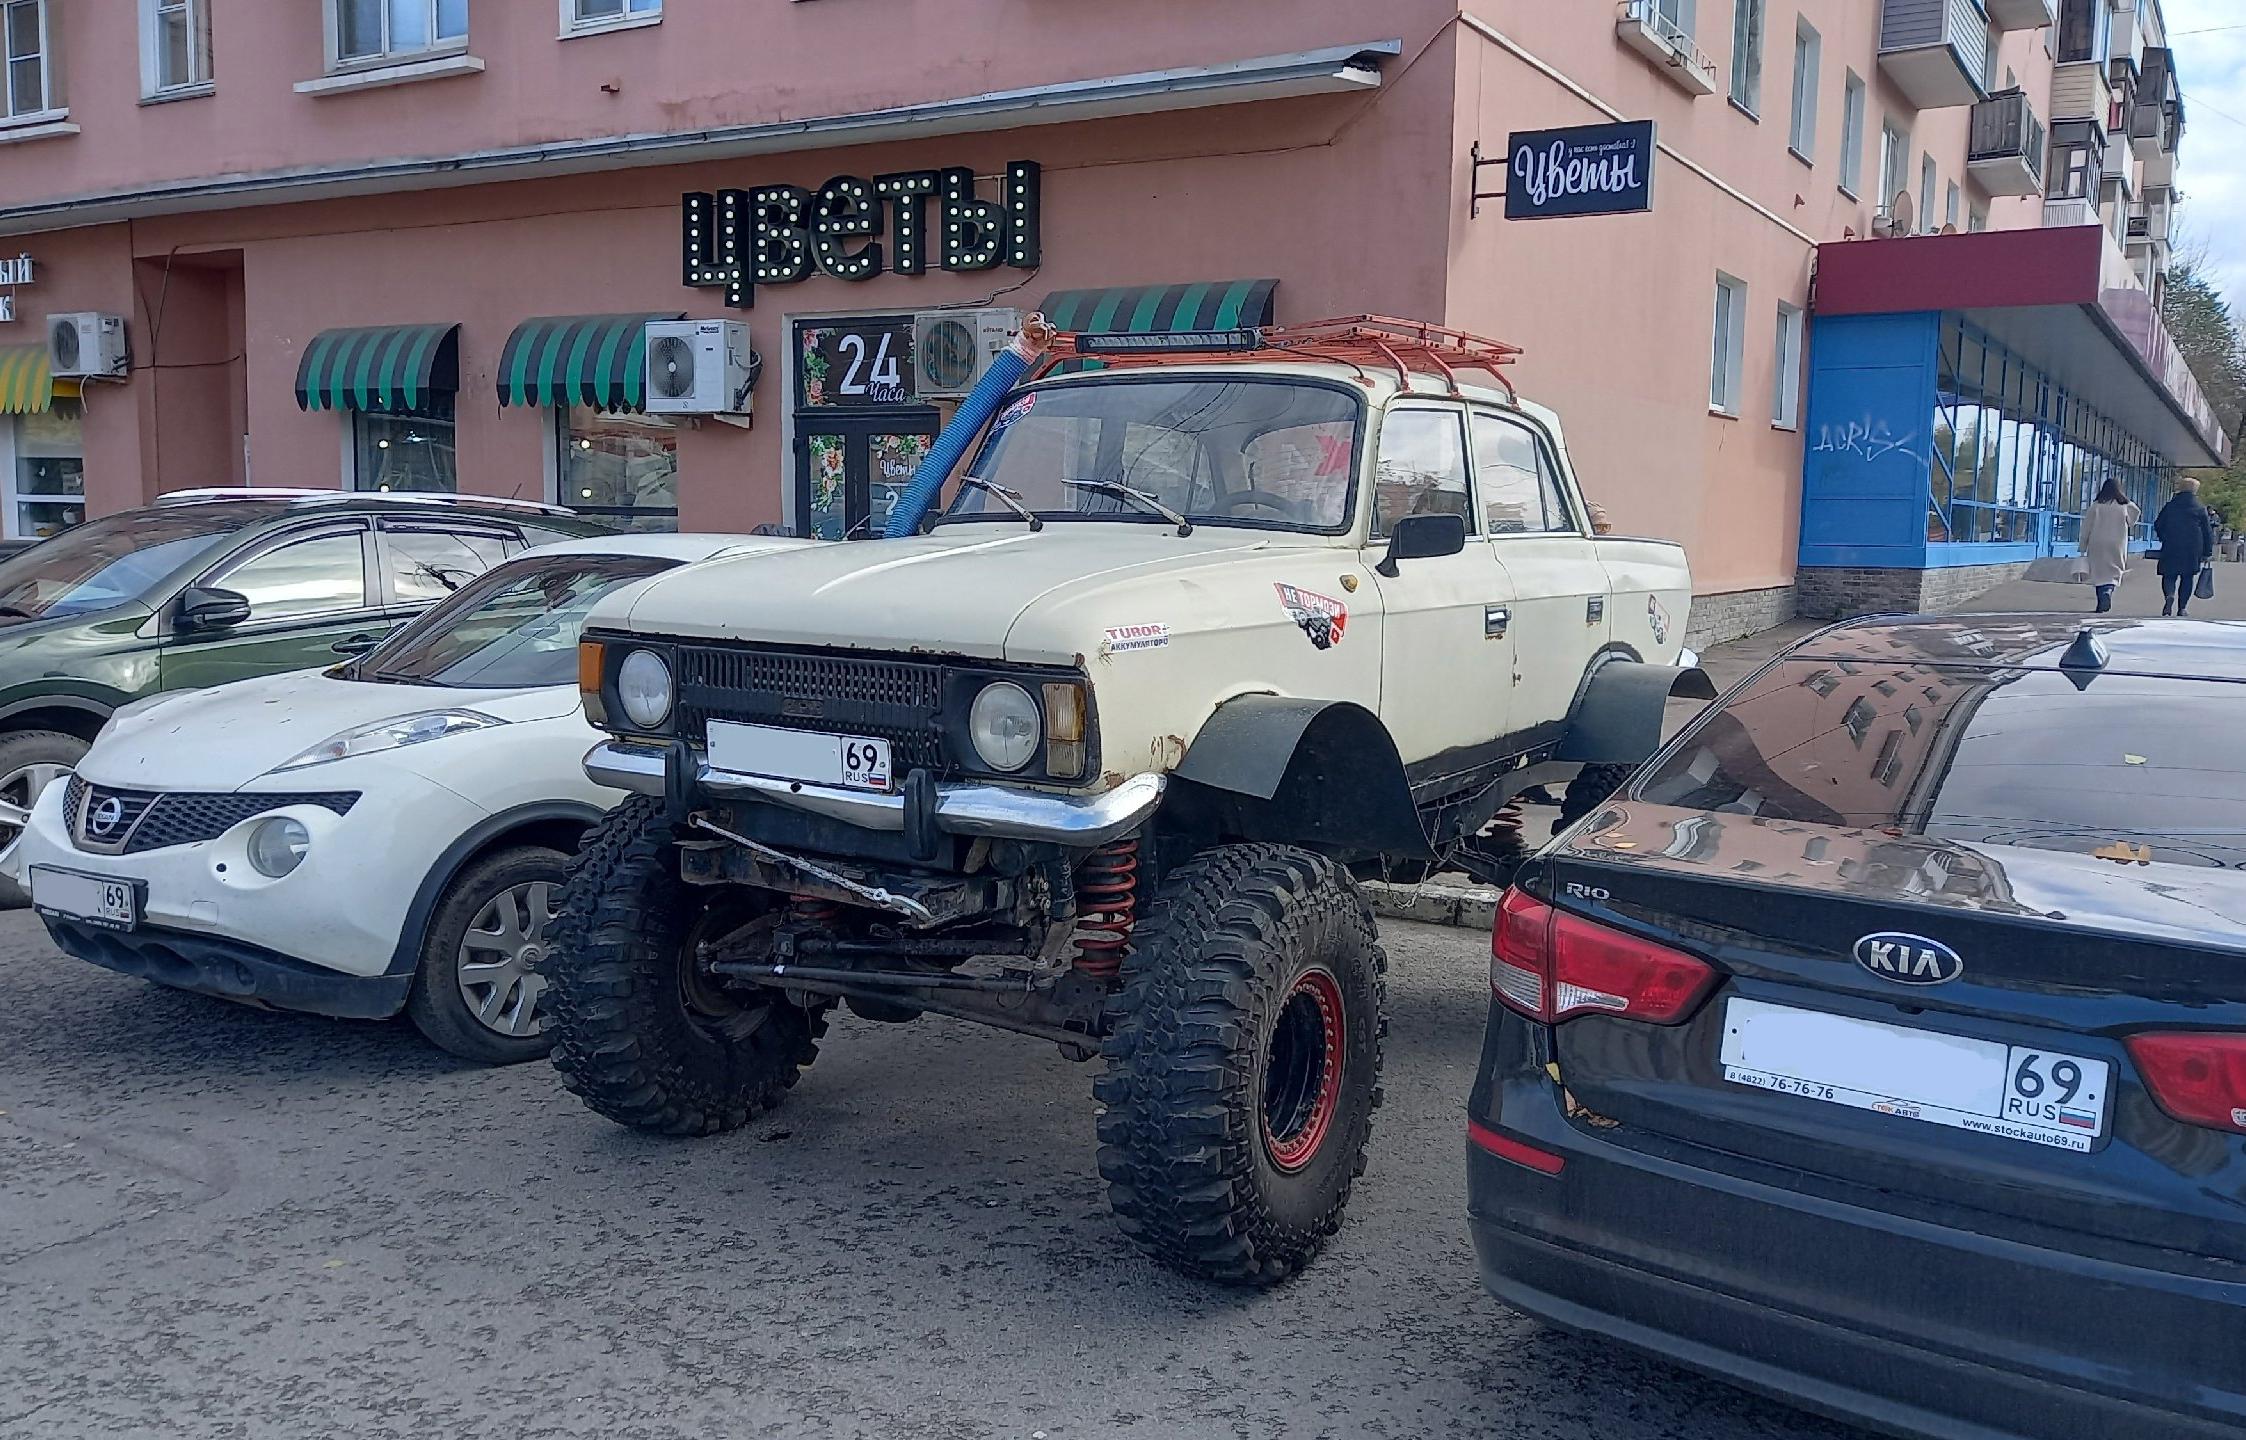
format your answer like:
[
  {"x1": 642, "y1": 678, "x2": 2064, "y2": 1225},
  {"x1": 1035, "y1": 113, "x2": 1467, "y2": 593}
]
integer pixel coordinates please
[
  {"x1": 155, "y1": 487, "x2": 333, "y2": 506},
  {"x1": 153, "y1": 488, "x2": 577, "y2": 518}
]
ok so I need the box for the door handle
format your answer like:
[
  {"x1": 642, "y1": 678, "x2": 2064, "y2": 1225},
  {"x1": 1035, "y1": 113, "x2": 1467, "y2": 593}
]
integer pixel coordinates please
[
  {"x1": 1484, "y1": 605, "x2": 1510, "y2": 638},
  {"x1": 1586, "y1": 597, "x2": 1606, "y2": 625},
  {"x1": 331, "y1": 632, "x2": 382, "y2": 656}
]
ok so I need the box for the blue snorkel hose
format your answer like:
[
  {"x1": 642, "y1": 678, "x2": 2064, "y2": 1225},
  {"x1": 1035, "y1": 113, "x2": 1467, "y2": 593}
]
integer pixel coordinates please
[{"x1": 883, "y1": 316, "x2": 1056, "y2": 538}]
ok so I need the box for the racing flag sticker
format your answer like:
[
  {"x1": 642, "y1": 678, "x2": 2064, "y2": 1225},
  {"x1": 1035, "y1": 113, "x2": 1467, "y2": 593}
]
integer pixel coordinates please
[{"x1": 1275, "y1": 583, "x2": 1348, "y2": 651}]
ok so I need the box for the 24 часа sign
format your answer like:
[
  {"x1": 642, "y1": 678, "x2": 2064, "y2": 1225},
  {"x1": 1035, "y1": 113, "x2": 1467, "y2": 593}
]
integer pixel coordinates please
[
  {"x1": 1504, "y1": 122, "x2": 1656, "y2": 221},
  {"x1": 683, "y1": 161, "x2": 1041, "y2": 307}
]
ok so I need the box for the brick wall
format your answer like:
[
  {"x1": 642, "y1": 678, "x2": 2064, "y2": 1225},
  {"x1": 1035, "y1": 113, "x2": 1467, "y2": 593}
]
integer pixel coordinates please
[
  {"x1": 1685, "y1": 585, "x2": 1798, "y2": 647},
  {"x1": 1794, "y1": 561, "x2": 2031, "y2": 619}
]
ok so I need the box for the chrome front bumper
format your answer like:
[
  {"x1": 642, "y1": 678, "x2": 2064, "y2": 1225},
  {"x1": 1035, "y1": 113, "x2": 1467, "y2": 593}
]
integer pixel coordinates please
[{"x1": 584, "y1": 742, "x2": 1164, "y2": 848}]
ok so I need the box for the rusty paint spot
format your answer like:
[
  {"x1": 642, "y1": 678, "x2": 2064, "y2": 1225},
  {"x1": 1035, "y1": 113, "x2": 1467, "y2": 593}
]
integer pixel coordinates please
[
  {"x1": 1101, "y1": 771, "x2": 1126, "y2": 789},
  {"x1": 1153, "y1": 734, "x2": 1187, "y2": 770}
]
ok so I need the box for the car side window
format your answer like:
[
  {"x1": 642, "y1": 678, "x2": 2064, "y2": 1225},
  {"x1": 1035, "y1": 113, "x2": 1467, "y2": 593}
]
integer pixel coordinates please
[
  {"x1": 1371, "y1": 407, "x2": 1472, "y2": 539},
  {"x1": 211, "y1": 530, "x2": 370, "y2": 623},
  {"x1": 1471, "y1": 411, "x2": 1577, "y2": 535},
  {"x1": 385, "y1": 528, "x2": 517, "y2": 605}
]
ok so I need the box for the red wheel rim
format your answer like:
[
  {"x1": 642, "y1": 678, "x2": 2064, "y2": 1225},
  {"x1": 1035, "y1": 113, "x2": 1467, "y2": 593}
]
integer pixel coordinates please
[{"x1": 1263, "y1": 967, "x2": 1346, "y2": 1173}]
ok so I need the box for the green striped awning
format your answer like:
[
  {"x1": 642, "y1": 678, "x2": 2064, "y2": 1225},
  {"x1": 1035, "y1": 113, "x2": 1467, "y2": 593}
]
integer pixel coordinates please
[
  {"x1": 1040, "y1": 279, "x2": 1278, "y2": 335},
  {"x1": 294, "y1": 323, "x2": 460, "y2": 413},
  {"x1": 0, "y1": 345, "x2": 53, "y2": 415},
  {"x1": 495, "y1": 313, "x2": 683, "y2": 412}
]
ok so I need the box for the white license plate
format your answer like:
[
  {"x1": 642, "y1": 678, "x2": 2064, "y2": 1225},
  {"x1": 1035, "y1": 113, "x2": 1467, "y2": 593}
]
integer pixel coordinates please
[
  {"x1": 706, "y1": 720, "x2": 893, "y2": 792},
  {"x1": 1720, "y1": 998, "x2": 2110, "y2": 1153},
  {"x1": 31, "y1": 866, "x2": 139, "y2": 931}
]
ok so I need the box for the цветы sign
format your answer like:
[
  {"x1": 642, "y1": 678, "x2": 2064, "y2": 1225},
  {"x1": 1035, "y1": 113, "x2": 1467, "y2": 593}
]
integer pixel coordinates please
[{"x1": 1504, "y1": 122, "x2": 1656, "y2": 221}]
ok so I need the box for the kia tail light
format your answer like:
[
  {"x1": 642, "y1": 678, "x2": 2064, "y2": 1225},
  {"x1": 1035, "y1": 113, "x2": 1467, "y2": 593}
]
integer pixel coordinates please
[
  {"x1": 2126, "y1": 1031, "x2": 2246, "y2": 1136},
  {"x1": 1492, "y1": 888, "x2": 1718, "y2": 1026}
]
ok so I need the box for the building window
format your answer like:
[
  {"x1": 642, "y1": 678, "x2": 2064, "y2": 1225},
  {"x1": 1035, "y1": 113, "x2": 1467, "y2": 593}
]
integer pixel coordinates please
[
  {"x1": 1878, "y1": 120, "x2": 1909, "y2": 217},
  {"x1": 2, "y1": 0, "x2": 53, "y2": 119},
  {"x1": 2048, "y1": 120, "x2": 2099, "y2": 200},
  {"x1": 1969, "y1": 205, "x2": 1989, "y2": 232},
  {"x1": 1729, "y1": 0, "x2": 1765, "y2": 114},
  {"x1": 2057, "y1": 0, "x2": 2109, "y2": 65},
  {"x1": 1788, "y1": 19, "x2": 1820, "y2": 160},
  {"x1": 556, "y1": 406, "x2": 679, "y2": 530},
  {"x1": 5, "y1": 399, "x2": 83, "y2": 538},
  {"x1": 1945, "y1": 181, "x2": 1962, "y2": 231},
  {"x1": 1838, "y1": 71, "x2": 1865, "y2": 195},
  {"x1": 1710, "y1": 274, "x2": 1747, "y2": 416},
  {"x1": 1919, "y1": 155, "x2": 1939, "y2": 233},
  {"x1": 353, "y1": 403, "x2": 458, "y2": 492},
  {"x1": 334, "y1": 0, "x2": 467, "y2": 67},
  {"x1": 141, "y1": 0, "x2": 213, "y2": 96},
  {"x1": 1773, "y1": 302, "x2": 1804, "y2": 431},
  {"x1": 566, "y1": 0, "x2": 659, "y2": 30}
]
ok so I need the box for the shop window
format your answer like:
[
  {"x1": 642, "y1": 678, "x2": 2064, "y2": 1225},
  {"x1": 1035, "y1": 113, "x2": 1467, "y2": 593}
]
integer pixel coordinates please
[
  {"x1": 565, "y1": 0, "x2": 658, "y2": 32},
  {"x1": 1729, "y1": 0, "x2": 1764, "y2": 114},
  {"x1": 334, "y1": 0, "x2": 466, "y2": 66},
  {"x1": 2, "y1": 0, "x2": 54, "y2": 119},
  {"x1": 1772, "y1": 302, "x2": 1804, "y2": 432},
  {"x1": 1470, "y1": 412, "x2": 1573, "y2": 534},
  {"x1": 1787, "y1": 19, "x2": 1819, "y2": 161},
  {"x1": 1371, "y1": 408, "x2": 1470, "y2": 539},
  {"x1": 354, "y1": 404, "x2": 458, "y2": 494},
  {"x1": 6, "y1": 398, "x2": 83, "y2": 538},
  {"x1": 213, "y1": 530, "x2": 369, "y2": 622},
  {"x1": 1709, "y1": 274, "x2": 1747, "y2": 416},
  {"x1": 140, "y1": 0, "x2": 212, "y2": 96},
  {"x1": 557, "y1": 406, "x2": 678, "y2": 531}
]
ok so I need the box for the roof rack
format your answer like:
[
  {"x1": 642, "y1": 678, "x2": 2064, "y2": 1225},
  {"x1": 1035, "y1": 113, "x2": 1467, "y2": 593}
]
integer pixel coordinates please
[
  {"x1": 154, "y1": 488, "x2": 577, "y2": 518},
  {"x1": 1054, "y1": 314, "x2": 1523, "y2": 401}
]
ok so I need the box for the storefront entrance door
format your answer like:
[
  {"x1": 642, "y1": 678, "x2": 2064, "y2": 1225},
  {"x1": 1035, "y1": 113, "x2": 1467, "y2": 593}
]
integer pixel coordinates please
[{"x1": 792, "y1": 316, "x2": 941, "y2": 540}]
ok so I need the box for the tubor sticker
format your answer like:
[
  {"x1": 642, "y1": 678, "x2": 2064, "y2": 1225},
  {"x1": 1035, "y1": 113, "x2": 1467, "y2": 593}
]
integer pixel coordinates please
[
  {"x1": 1275, "y1": 583, "x2": 1348, "y2": 651},
  {"x1": 1102, "y1": 622, "x2": 1170, "y2": 654}
]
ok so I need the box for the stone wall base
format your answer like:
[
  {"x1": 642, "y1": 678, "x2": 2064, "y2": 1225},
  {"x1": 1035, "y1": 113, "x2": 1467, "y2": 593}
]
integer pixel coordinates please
[
  {"x1": 1684, "y1": 585, "x2": 1798, "y2": 648},
  {"x1": 1793, "y1": 562, "x2": 2032, "y2": 620}
]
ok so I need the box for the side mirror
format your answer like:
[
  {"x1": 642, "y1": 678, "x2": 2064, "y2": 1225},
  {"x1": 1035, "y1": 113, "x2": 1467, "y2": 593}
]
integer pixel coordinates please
[
  {"x1": 176, "y1": 586, "x2": 252, "y2": 632},
  {"x1": 1376, "y1": 513, "x2": 1468, "y2": 576}
]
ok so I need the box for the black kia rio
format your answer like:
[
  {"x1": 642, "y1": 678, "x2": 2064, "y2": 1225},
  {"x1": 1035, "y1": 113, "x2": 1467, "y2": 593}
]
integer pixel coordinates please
[{"x1": 1467, "y1": 615, "x2": 2246, "y2": 1440}]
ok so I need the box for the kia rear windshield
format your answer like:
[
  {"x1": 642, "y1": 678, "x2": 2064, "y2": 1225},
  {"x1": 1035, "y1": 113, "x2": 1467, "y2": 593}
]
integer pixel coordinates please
[
  {"x1": 0, "y1": 509, "x2": 264, "y2": 621},
  {"x1": 359, "y1": 553, "x2": 674, "y2": 690},
  {"x1": 1634, "y1": 660, "x2": 2246, "y2": 868}
]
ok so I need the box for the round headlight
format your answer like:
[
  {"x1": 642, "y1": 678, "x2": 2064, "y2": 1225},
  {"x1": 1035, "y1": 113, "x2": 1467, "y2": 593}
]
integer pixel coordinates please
[
  {"x1": 246, "y1": 816, "x2": 310, "y2": 879},
  {"x1": 968, "y1": 681, "x2": 1041, "y2": 772},
  {"x1": 617, "y1": 649, "x2": 675, "y2": 730}
]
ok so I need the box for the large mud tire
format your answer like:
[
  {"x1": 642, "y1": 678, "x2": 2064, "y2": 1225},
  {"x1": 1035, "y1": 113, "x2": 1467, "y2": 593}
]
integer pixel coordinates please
[
  {"x1": 1094, "y1": 844, "x2": 1386, "y2": 1287},
  {"x1": 544, "y1": 796, "x2": 823, "y2": 1136},
  {"x1": 1559, "y1": 762, "x2": 1637, "y2": 828}
]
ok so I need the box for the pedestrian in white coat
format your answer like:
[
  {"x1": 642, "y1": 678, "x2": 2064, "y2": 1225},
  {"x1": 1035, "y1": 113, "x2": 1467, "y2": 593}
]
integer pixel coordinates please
[{"x1": 2079, "y1": 479, "x2": 2140, "y2": 614}]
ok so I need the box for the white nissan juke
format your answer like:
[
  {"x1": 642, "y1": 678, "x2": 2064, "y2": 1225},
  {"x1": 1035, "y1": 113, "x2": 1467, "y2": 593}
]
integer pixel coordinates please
[{"x1": 6, "y1": 531, "x2": 805, "y2": 1063}]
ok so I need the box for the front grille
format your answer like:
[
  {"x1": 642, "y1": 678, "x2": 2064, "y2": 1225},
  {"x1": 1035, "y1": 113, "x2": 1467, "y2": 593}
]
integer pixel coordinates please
[
  {"x1": 71, "y1": 784, "x2": 359, "y2": 856},
  {"x1": 676, "y1": 644, "x2": 947, "y2": 774}
]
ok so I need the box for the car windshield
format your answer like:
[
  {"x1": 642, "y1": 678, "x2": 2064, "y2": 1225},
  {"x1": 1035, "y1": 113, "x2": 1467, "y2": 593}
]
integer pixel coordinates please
[
  {"x1": 942, "y1": 378, "x2": 1361, "y2": 532},
  {"x1": 0, "y1": 508, "x2": 260, "y2": 621},
  {"x1": 358, "y1": 552, "x2": 677, "y2": 690}
]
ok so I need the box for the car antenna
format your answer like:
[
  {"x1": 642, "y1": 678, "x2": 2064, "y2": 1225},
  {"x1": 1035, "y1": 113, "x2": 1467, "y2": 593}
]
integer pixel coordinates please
[{"x1": 2058, "y1": 627, "x2": 2109, "y2": 689}]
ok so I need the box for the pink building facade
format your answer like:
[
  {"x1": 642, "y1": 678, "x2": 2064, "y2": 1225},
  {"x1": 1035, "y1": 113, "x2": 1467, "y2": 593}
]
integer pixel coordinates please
[{"x1": 0, "y1": 0, "x2": 2215, "y2": 640}]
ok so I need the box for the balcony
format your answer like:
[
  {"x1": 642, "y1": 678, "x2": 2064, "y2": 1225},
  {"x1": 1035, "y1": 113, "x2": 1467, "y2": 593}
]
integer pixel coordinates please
[
  {"x1": 2048, "y1": 60, "x2": 2112, "y2": 125},
  {"x1": 1985, "y1": 0, "x2": 2056, "y2": 30},
  {"x1": 1614, "y1": 0, "x2": 1718, "y2": 96},
  {"x1": 1966, "y1": 92, "x2": 2046, "y2": 196},
  {"x1": 1878, "y1": 0, "x2": 1993, "y2": 109},
  {"x1": 2130, "y1": 47, "x2": 2179, "y2": 159},
  {"x1": 2042, "y1": 198, "x2": 2098, "y2": 229}
]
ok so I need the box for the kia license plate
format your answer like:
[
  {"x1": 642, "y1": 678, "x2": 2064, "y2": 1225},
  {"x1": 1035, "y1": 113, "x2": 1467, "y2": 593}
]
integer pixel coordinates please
[
  {"x1": 1720, "y1": 998, "x2": 2110, "y2": 1153},
  {"x1": 706, "y1": 720, "x2": 893, "y2": 792},
  {"x1": 31, "y1": 866, "x2": 140, "y2": 932}
]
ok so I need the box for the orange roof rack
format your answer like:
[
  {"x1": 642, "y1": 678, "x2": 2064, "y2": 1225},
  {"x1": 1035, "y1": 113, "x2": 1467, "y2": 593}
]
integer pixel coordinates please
[{"x1": 1048, "y1": 314, "x2": 1524, "y2": 401}]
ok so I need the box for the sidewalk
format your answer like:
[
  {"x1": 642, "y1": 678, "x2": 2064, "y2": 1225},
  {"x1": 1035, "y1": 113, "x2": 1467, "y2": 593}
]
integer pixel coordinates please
[{"x1": 1956, "y1": 554, "x2": 2246, "y2": 621}]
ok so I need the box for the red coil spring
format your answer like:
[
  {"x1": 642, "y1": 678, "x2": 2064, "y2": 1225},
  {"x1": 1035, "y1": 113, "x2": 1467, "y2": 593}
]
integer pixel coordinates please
[
  {"x1": 1072, "y1": 840, "x2": 1140, "y2": 981},
  {"x1": 1488, "y1": 799, "x2": 1525, "y2": 845},
  {"x1": 788, "y1": 896, "x2": 841, "y2": 928}
]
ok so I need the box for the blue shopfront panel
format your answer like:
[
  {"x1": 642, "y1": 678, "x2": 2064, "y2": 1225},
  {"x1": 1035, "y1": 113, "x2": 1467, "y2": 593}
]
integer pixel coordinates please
[{"x1": 1799, "y1": 312, "x2": 1939, "y2": 569}]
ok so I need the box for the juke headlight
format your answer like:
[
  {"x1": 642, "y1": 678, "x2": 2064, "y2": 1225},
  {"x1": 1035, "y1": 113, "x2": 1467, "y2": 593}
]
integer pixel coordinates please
[
  {"x1": 968, "y1": 681, "x2": 1041, "y2": 773},
  {"x1": 617, "y1": 648, "x2": 676, "y2": 731},
  {"x1": 273, "y1": 709, "x2": 507, "y2": 772}
]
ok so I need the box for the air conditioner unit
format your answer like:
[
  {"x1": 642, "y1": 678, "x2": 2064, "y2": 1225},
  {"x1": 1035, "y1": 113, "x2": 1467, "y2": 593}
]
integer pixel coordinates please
[
  {"x1": 645, "y1": 319, "x2": 757, "y2": 415},
  {"x1": 913, "y1": 308, "x2": 1019, "y2": 398},
  {"x1": 48, "y1": 313, "x2": 129, "y2": 380}
]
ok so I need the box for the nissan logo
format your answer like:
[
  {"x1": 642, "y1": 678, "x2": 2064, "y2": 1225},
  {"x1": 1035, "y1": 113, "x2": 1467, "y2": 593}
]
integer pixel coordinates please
[
  {"x1": 1853, "y1": 932, "x2": 1964, "y2": 986},
  {"x1": 88, "y1": 796, "x2": 126, "y2": 838}
]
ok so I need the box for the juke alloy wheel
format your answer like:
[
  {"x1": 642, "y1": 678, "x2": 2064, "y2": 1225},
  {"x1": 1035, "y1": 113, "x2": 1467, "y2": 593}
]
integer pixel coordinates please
[
  {"x1": 404, "y1": 845, "x2": 572, "y2": 1065},
  {"x1": 0, "y1": 730, "x2": 87, "y2": 908}
]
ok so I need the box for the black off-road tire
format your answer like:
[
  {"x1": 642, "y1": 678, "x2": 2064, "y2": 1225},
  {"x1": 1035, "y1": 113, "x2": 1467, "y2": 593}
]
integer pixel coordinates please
[
  {"x1": 544, "y1": 796, "x2": 823, "y2": 1135},
  {"x1": 1094, "y1": 843, "x2": 1387, "y2": 1286},
  {"x1": 1559, "y1": 763, "x2": 1636, "y2": 828}
]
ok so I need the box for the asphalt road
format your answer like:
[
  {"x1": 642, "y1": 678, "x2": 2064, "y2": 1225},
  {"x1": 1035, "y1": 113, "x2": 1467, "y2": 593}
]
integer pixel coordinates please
[{"x1": 0, "y1": 910, "x2": 1862, "y2": 1440}]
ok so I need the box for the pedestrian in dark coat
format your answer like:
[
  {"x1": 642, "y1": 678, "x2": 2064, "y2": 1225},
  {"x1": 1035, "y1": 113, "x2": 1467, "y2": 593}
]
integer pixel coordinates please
[{"x1": 2153, "y1": 478, "x2": 2217, "y2": 617}]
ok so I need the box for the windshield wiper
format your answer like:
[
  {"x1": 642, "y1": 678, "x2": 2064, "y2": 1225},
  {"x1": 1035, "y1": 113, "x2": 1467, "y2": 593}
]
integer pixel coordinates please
[
  {"x1": 1061, "y1": 480, "x2": 1193, "y2": 536},
  {"x1": 958, "y1": 477, "x2": 1044, "y2": 532}
]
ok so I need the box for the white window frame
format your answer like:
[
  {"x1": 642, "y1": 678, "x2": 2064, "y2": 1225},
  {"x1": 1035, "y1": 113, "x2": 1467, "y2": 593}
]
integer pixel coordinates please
[
  {"x1": 1838, "y1": 71, "x2": 1865, "y2": 196},
  {"x1": 325, "y1": 0, "x2": 468, "y2": 73},
  {"x1": 1969, "y1": 204, "x2": 1989, "y2": 232},
  {"x1": 560, "y1": 0, "x2": 660, "y2": 38},
  {"x1": 1711, "y1": 273, "x2": 1748, "y2": 417},
  {"x1": 1772, "y1": 302, "x2": 1804, "y2": 432},
  {"x1": 1, "y1": 0, "x2": 59, "y2": 123},
  {"x1": 138, "y1": 0, "x2": 213, "y2": 100},
  {"x1": 1729, "y1": 0, "x2": 1765, "y2": 115},
  {"x1": 1878, "y1": 119, "x2": 1909, "y2": 217},
  {"x1": 1787, "y1": 18, "x2": 1820, "y2": 162},
  {"x1": 1919, "y1": 154, "x2": 1939, "y2": 233},
  {"x1": 1945, "y1": 180, "x2": 1962, "y2": 231}
]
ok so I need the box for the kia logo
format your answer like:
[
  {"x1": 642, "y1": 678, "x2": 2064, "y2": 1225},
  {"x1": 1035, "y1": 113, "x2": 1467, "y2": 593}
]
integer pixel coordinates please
[
  {"x1": 1853, "y1": 932, "x2": 1964, "y2": 986},
  {"x1": 88, "y1": 796, "x2": 125, "y2": 837}
]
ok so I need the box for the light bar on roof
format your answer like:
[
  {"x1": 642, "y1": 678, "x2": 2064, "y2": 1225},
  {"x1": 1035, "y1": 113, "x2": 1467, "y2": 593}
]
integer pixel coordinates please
[{"x1": 1073, "y1": 328, "x2": 1266, "y2": 355}]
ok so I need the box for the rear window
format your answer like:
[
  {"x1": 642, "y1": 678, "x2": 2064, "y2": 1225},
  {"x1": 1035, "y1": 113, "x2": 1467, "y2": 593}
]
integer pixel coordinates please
[{"x1": 1635, "y1": 659, "x2": 2246, "y2": 869}]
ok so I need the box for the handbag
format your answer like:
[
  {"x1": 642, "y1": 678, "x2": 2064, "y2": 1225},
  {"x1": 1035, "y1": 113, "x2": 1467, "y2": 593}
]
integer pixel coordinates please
[{"x1": 2197, "y1": 565, "x2": 2216, "y2": 601}]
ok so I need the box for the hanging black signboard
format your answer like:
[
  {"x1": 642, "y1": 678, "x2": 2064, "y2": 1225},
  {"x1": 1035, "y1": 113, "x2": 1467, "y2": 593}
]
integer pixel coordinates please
[
  {"x1": 795, "y1": 316, "x2": 917, "y2": 410},
  {"x1": 1503, "y1": 121, "x2": 1657, "y2": 220}
]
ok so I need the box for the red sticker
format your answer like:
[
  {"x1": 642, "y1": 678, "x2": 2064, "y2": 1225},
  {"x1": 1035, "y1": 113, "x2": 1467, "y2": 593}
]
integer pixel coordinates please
[{"x1": 1275, "y1": 583, "x2": 1348, "y2": 650}]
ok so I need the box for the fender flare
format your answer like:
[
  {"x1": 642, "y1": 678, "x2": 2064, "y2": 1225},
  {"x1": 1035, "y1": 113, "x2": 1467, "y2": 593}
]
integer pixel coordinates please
[
  {"x1": 1556, "y1": 656, "x2": 1719, "y2": 766},
  {"x1": 383, "y1": 800, "x2": 606, "y2": 979},
  {"x1": 1169, "y1": 695, "x2": 1429, "y2": 858}
]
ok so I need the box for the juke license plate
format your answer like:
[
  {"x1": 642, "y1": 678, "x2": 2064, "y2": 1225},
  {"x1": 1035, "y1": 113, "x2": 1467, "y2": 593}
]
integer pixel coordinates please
[
  {"x1": 31, "y1": 866, "x2": 140, "y2": 932},
  {"x1": 706, "y1": 720, "x2": 893, "y2": 792}
]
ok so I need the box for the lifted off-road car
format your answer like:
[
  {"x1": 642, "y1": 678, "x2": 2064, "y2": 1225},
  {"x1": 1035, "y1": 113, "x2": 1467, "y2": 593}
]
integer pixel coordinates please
[{"x1": 551, "y1": 318, "x2": 1707, "y2": 1285}]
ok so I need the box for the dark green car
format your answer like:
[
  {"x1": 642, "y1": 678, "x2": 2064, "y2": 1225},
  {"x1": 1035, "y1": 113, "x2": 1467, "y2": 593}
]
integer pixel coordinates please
[{"x1": 0, "y1": 492, "x2": 603, "y2": 899}]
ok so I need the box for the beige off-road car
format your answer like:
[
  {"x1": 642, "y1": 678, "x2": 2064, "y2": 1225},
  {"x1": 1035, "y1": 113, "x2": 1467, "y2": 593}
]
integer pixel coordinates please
[{"x1": 550, "y1": 319, "x2": 1708, "y2": 1285}]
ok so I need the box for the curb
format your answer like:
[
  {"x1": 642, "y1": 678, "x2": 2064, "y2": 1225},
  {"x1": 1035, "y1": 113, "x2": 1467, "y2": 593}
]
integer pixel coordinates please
[{"x1": 1364, "y1": 880, "x2": 1501, "y2": 931}]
